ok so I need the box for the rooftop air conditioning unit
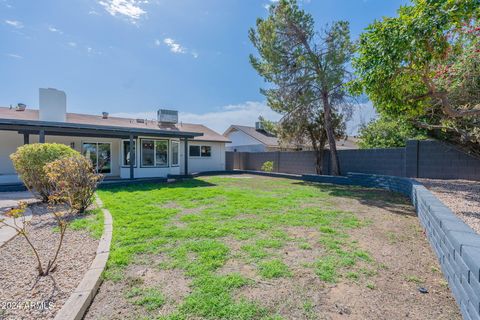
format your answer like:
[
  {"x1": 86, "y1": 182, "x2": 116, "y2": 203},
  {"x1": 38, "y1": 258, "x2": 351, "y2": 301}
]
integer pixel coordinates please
[
  {"x1": 158, "y1": 109, "x2": 178, "y2": 124},
  {"x1": 255, "y1": 121, "x2": 264, "y2": 131}
]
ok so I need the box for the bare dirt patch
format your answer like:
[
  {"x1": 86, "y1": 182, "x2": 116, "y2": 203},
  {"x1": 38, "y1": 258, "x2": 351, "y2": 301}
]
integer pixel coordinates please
[
  {"x1": 85, "y1": 255, "x2": 191, "y2": 320},
  {"x1": 0, "y1": 203, "x2": 98, "y2": 320},
  {"x1": 322, "y1": 190, "x2": 461, "y2": 320}
]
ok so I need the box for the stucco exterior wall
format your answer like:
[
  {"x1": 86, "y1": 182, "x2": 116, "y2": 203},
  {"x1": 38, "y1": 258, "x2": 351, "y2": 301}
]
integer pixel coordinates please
[{"x1": 0, "y1": 131, "x2": 225, "y2": 180}]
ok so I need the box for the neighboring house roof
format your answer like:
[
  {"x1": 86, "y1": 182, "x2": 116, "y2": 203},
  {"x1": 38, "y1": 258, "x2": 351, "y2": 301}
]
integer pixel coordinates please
[
  {"x1": 0, "y1": 107, "x2": 229, "y2": 142},
  {"x1": 223, "y1": 124, "x2": 359, "y2": 150},
  {"x1": 223, "y1": 125, "x2": 280, "y2": 147}
]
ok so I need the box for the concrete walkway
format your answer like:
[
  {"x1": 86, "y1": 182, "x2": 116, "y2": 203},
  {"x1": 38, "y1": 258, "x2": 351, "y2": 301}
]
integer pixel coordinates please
[{"x1": 0, "y1": 191, "x2": 36, "y2": 247}]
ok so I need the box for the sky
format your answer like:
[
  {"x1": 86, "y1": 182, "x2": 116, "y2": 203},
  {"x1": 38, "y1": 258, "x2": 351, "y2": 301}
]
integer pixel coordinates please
[{"x1": 1, "y1": 0, "x2": 407, "y2": 135}]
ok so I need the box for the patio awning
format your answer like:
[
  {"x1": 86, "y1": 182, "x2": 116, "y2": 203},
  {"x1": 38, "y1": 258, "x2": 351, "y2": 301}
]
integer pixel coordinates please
[{"x1": 0, "y1": 118, "x2": 204, "y2": 139}]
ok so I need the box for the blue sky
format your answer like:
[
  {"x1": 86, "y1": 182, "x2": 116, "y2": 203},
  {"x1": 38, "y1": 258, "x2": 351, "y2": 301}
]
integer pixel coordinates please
[{"x1": 1, "y1": 0, "x2": 407, "y2": 134}]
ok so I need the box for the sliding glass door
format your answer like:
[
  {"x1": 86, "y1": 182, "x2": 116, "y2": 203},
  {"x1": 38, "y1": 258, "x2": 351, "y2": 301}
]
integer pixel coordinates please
[{"x1": 82, "y1": 142, "x2": 111, "y2": 174}]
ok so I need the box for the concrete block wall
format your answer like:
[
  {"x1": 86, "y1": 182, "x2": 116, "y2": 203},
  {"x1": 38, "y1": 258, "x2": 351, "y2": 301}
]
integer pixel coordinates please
[{"x1": 226, "y1": 140, "x2": 480, "y2": 181}]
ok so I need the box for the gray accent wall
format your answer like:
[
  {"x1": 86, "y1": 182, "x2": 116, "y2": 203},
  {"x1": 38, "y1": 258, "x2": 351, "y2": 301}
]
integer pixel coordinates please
[{"x1": 226, "y1": 140, "x2": 480, "y2": 181}]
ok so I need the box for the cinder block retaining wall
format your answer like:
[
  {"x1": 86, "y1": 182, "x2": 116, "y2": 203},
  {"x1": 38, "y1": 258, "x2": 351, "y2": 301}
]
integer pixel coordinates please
[
  {"x1": 226, "y1": 140, "x2": 480, "y2": 181},
  {"x1": 198, "y1": 170, "x2": 480, "y2": 319}
]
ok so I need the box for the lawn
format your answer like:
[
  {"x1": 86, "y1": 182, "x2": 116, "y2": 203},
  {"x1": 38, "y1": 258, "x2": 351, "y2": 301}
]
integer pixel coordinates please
[{"x1": 85, "y1": 175, "x2": 460, "y2": 320}]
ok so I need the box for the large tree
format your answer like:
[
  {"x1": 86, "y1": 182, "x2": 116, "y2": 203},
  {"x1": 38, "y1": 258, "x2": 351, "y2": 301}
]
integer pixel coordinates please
[
  {"x1": 249, "y1": 0, "x2": 355, "y2": 175},
  {"x1": 351, "y1": 0, "x2": 480, "y2": 155}
]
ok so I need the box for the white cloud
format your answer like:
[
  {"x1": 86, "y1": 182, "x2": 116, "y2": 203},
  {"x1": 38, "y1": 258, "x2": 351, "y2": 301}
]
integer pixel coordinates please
[
  {"x1": 5, "y1": 19, "x2": 23, "y2": 28},
  {"x1": 68, "y1": 41, "x2": 77, "y2": 47},
  {"x1": 163, "y1": 38, "x2": 186, "y2": 54},
  {"x1": 111, "y1": 101, "x2": 282, "y2": 134},
  {"x1": 48, "y1": 26, "x2": 62, "y2": 34},
  {"x1": 98, "y1": 0, "x2": 146, "y2": 22},
  {"x1": 154, "y1": 39, "x2": 161, "y2": 46},
  {"x1": 6, "y1": 53, "x2": 22, "y2": 59}
]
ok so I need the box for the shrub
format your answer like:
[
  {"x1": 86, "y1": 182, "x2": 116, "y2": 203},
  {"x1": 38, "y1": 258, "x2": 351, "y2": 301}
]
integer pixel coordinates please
[
  {"x1": 261, "y1": 161, "x2": 274, "y2": 172},
  {"x1": 45, "y1": 155, "x2": 103, "y2": 213},
  {"x1": 10, "y1": 143, "x2": 79, "y2": 202}
]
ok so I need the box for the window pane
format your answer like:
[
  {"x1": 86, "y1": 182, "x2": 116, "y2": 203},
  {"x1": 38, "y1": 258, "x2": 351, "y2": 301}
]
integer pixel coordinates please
[
  {"x1": 83, "y1": 143, "x2": 97, "y2": 169},
  {"x1": 142, "y1": 140, "x2": 155, "y2": 166},
  {"x1": 155, "y1": 140, "x2": 168, "y2": 166},
  {"x1": 189, "y1": 145, "x2": 200, "y2": 157},
  {"x1": 172, "y1": 141, "x2": 179, "y2": 166},
  {"x1": 201, "y1": 146, "x2": 211, "y2": 157},
  {"x1": 98, "y1": 143, "x2": 111, "y2": 174},
  {"x1": 123, "y1": 141, "x2": 136, "y2": 166}
]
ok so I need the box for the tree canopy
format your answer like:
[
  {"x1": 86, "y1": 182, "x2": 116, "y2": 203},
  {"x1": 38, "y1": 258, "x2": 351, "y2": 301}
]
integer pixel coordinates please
[{"x1": 351, "y1": 0, "x2": 480, "y2": 154}]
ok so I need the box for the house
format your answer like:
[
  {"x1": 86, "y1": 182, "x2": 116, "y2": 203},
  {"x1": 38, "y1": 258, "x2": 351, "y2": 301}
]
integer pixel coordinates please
[
  {"x1": 223, "y1": 123, "x2": 300, "y2": 152},
  {"x1": 0, "y1": 88, "x2": 229, "y2": 184},
  {"x1": 223, "y1": 123, "x2": 359, "y2": 152}
]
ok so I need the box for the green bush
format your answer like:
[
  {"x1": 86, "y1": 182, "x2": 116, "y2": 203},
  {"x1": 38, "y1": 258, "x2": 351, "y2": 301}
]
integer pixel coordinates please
[
  {"x1": 45, "y1": 155, "x2": 103, "y2": 213},
  {"x1": 261, "y1": 161, "x2": 274, "y2": 172},
  {"x1": 10, "y1": 143, "x2": 79, "y2": 201}
]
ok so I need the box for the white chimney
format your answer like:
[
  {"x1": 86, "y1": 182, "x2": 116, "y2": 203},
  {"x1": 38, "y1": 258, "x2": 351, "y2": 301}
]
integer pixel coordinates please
[{"x1": 39, "y1": 88, "x2": 67, "y2": 122}]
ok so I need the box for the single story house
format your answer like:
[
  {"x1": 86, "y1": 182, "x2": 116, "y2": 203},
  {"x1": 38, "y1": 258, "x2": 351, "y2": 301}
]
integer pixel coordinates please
[
  {"x1": 223, "y1": 123, "x2": 298, "y2": 152},
  {"x1": 0, "y1": 88, "x2": 229, "y2": 184},
  {"x1": 223, "y1": 123, "x2": 358, "y2": 152}
]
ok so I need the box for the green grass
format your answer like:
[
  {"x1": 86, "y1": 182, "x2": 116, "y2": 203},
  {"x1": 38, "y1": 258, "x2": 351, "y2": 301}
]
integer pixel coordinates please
[
  {"x1": 97, "y1": 176, "x2": 383, "y2": 319},
  {"x1": 69, "y1": 208, "x2": 103, "y2": 239},
  {"x1": 258, "y1": 259, "x2": 291, "y2": 279},
  {"x1": 126, "y1": 287, "x2": 165, "y2": 311}
]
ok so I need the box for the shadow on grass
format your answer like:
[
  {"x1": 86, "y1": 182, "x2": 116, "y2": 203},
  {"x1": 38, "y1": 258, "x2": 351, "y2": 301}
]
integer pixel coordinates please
[
  {"x1": 293, "y1": 181, "x2": 416, "y2": 217},
  {"x1": 99, "y1": 178, "x2": 217, "y2": 194}
]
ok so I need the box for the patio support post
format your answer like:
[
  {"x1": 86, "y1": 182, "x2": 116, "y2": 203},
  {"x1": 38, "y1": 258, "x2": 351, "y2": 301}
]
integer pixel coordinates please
[
  {"x1": 129, "y1": 134, "x2": 134, "y2": 180},
  {"x1": 39, "y1": 130, "x2": 45, "y2": 143},
  {"x1": 23, "y1": 133, "x2": 29, "y2": 144},
  {"x1": 184, "y1": 138, "x2": 189, "y2": 176}
]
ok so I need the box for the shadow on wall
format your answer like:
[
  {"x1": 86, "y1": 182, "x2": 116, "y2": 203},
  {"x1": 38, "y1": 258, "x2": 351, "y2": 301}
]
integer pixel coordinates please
[{"x1": 294, "y1": 181, "x2": 416, "y2": 217}]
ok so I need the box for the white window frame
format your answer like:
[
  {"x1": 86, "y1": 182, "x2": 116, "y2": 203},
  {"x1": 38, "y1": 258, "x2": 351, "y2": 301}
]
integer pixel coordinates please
[
  {"x1": 121, "y1": 139, "x2": 137, "y2": 168},
  {"x1": 140, "y1": 138, "x2": 169, "y2": 168},
  {"x1": 171, "y1": 140, "x2": 180, "y2": 167},
  {"x1": 81, "y1": 141, "x2": 113, "y2": 175},
  {"x1": 189, "y1": 145, "x2": 212, "y2": 158}
]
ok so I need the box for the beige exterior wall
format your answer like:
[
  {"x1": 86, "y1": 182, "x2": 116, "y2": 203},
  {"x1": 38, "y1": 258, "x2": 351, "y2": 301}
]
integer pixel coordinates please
[{"x1": 0, "y1": 131, "x2": 226, "y2": 182}]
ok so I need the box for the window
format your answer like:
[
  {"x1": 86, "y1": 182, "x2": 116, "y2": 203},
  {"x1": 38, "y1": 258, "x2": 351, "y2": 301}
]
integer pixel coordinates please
[
  {"x1": 82, "y1": 142, "x2": 111, "y2": 174},
  {"x1": 155, "y1": 140, "x2": 168, "y2": 166},
  {"x1": 122, "y1": 140, "x2": 136, "y2": 166},
  {"x1": 189, "y1": 145, "x2": 212, "y2": 157},
  {"x1": 189, "y1": 145, "x2": 200, "y2": 157},
  {"x1": 141, "y1": 139, "x2": 169, "y2": 167},
  {"x1": 201, "y1": 146, "x2": 211, "y2": 157},
  {"x1": 171, "y1": 141, "x2": 179, "y2": 166}
]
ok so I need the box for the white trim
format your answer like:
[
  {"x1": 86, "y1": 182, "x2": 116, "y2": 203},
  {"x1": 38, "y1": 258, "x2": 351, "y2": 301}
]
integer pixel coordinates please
[
  {"x1": 171, "y1": 140, "x2": 180, "y2": 167},
  {"x1": 81, "y1": 141, "x2": 113, "y2": 175},
  {"x1": 140, "y1": 138, "x2": 169, "y2": 168}
]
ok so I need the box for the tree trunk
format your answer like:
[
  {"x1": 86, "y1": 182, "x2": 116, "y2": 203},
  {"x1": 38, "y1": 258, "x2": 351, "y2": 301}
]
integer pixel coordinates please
[
  {"x1": 322, "y1": 93, "x2": 341, "y2": 175},
  {"x1": 308, "y1": 129, "x2": 326, "y2": 175}
]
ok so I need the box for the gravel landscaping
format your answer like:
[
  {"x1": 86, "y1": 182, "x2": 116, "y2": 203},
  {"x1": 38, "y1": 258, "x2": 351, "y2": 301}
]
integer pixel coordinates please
[
  {"x1": 0, "y1": 202, "x2": 101, "y2": 320},
  {"x1": 419, "y1": 179, "x2": 480, "y2": 234}
]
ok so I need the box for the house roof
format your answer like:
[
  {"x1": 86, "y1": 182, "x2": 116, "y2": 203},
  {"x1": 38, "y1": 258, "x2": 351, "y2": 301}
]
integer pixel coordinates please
[
  {"x1": 223, "y1": 125, "x2": 280, "y2": 147},
  {"x1": 0, "y1": 107, "x2": 229, "y2": 142}
]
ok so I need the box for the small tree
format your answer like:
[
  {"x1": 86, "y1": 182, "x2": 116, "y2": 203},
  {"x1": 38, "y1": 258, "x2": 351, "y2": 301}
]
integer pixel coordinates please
[
  {"x1": 249, "y1": 0, "x2": 355, "y2": 175},
  {"x1": 10, "y1": 143, "x2": 79, "y2": 202},
  {"x1": 0, "y1": 200, "x2": 68, "y2": 277},
  {"x1": 45, "y1": 155, "x2": 103, "y2": 214}
]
